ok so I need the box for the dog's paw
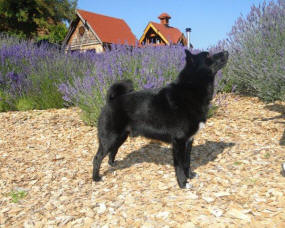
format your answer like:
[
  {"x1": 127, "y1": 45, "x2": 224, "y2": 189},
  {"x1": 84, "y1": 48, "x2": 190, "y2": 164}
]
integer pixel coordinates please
[
  {"x1": 188, "y1": 171, "x2": 198, "y2": 179},
  {"x1": 177, "y1": 178, "x2": 188, "y2": 189},
  {"x1": 184, "y1": 168, "x2": 198, "y2": 179},
  {"x1": 178, "y1": 181, "x2": 192, "y2": 189},
  {"x1": 93, "y1": 176, "x2": 102, "y2": 182},
  {"x1": 185, "y1": 182, "x2": 193, "y2": 189},
  {"x1": 108, "y1": 160, "x2": 116, "y2": 167}
]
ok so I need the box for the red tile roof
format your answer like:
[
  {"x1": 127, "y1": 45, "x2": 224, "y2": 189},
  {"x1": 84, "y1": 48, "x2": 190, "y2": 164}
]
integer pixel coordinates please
[
  {"x1": 151, "y1": 21, "x2": 183, "y2": 44},
  {"x1": 77, "y1": 9, "x2": 137, "y2": 45}
]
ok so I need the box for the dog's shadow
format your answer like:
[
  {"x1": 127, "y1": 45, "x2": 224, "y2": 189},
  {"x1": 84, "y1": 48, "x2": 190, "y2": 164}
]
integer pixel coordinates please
[
  {"x1": 103, "y1": 140, "x2": 235, "y2": 175},
  {"x1": 259, "y1": 104, "x2": 285, "y2": 146}
]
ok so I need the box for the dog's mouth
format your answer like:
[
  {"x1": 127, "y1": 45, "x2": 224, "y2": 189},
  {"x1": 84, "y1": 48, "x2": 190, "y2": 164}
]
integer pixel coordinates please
[{"x1": 211, "y1": 51, "x2": 229, "y2": 73}]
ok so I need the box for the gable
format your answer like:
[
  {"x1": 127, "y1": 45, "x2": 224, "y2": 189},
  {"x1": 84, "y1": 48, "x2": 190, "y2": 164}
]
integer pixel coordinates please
[
  {"x1": 139, "y1": 23, "x2": 168, "y2": 44},
  {"x1": 139, "y1": 21, "x2": 186, "y2": 45},
  {"x1": 64, "y1": 18, "x2": 102, "y2": 50}
]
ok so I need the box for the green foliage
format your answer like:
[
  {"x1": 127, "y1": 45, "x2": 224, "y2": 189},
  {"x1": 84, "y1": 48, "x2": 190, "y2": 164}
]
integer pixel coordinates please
[
  {"x1": 71, "y1": 81, "x2": 105, "y2": 126},
  {"x1": 264, "y1": 152, "x2": 271, "y2": 159},
  {"x1": 28, "y1": 72, "x2": 65, "y2": 110},
  {"x1": 47, "y1": 23, "x2": 68, "y2": 44},
  {"x1": 16, "y1": 97, "x2": 35, "y2": 111},
  {"x1": 32, "y1": 87, "x2": 65, "y2": 110},
  {"x1": 9, "y1": 190, "x2": 27, "y2": 203},
  {"x1": 234, "y1": 161, "x2": 242, "y2": 166},
  {"x1": 80, "y1": 110, "x2": 98, "y2": 127},
  {"x1": 207, "y1": 104, "x2": 219, "y2": 118},
  {"x1": 0, "y1": 91, "x2": 11, "y2": 112},
  {"x1": 0, "y1": 0, "x2": 77, "y2": 42}
]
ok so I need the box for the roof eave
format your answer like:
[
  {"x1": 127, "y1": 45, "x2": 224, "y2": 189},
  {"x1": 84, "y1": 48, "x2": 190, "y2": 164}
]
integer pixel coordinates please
[{"x1": 62, "y1": 17, "x2": 78, "y2": 45}]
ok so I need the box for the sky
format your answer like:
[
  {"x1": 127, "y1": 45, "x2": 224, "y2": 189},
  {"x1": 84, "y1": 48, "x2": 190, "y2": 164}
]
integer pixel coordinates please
[{"x1": 77, "y1": 0, "x2": 271, "y2": 50}]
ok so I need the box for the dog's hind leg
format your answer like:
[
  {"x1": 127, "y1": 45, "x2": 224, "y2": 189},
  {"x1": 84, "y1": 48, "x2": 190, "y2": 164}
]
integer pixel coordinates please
[
  {"x1": 92, "y1": 132, "x2": 128, "y2": 182},
  {"x1": 108, "y1": 132, "x2": 128, "y2": 167},
  {"x1": 172, "y1": 138, "x2": 188, "y2": 188},
  {"x1": 92, "y1": 142, "x2": 105, "y2": 182}
]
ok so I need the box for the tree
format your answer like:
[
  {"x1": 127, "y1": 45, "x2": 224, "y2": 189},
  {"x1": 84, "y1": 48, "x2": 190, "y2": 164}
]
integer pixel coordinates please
[{"x1": 0, "y1": 0, "x2": 77, "y2": 43}]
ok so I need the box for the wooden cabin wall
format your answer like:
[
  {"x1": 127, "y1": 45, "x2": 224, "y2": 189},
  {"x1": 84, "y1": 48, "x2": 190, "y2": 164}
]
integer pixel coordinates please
[{"x1": 66, "y1": 20, "x2": 103, "y2": 52}]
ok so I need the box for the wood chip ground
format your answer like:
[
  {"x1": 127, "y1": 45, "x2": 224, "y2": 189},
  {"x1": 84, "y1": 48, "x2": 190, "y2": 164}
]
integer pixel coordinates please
[{"x1": 0, "y1": 94, "x2": 284, "y2": 227}]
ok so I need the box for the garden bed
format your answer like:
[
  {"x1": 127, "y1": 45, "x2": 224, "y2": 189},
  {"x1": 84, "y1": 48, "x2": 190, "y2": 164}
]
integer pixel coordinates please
[{"x1": 0, "y1": 94, "x2": 284, "y2": 227}]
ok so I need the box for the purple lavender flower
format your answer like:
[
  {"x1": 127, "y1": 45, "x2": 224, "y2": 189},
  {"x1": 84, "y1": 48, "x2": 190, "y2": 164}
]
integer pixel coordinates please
[
  {"x1": 143, "y1": 82, "x2": 155, "y2": 89},
  {"x1": 7, "y1": 71, "x2": 19, "y2": 82},
  {"x1": 223, "y1": 0, "x2": 285, "y2": 101}
]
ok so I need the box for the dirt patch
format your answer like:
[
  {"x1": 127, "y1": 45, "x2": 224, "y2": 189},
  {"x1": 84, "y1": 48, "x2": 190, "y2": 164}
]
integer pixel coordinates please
[{"x1": 0, "y1": 94, "x2": 284, "y2": 227}]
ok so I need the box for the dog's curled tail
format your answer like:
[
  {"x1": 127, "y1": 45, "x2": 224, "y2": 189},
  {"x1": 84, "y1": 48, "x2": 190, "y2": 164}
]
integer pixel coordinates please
[{"x1": 107, "y1": 79, "x2": 134, "y2": 102}]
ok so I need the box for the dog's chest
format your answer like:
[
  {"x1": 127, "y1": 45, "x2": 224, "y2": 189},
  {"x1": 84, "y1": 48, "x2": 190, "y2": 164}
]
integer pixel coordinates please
[
  {"x1": 189, "y1": 122, "x2": 205, "y2": 140},
  {"x1": 198, "y1": 122, "x2": 205, "y2": 131}
]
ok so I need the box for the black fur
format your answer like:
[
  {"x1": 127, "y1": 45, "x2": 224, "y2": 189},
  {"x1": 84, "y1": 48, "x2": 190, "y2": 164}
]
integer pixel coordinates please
[{"x1": 92, "y1": 49, "x2": 229, "y2": 188}]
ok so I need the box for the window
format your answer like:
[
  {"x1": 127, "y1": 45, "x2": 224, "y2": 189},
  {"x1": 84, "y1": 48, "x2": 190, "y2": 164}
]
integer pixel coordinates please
[{"x1": 79, "y1": 26, "x2": 85, "y2": 36}]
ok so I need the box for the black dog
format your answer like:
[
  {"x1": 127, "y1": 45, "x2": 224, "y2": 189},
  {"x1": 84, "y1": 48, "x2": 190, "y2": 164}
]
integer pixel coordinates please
[{"x1": 92, "y1": 49, "x2": 228, "y2": 188}]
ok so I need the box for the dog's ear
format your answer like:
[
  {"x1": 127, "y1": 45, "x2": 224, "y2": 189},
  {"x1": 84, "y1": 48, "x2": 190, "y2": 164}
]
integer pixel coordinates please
[{"x1": 185, "y1": 49, "x2": 193, "y2": 64}]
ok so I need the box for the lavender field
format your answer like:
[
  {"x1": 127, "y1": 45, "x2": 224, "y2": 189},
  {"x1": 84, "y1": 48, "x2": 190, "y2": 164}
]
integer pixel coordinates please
[
  {"x1": 0, "y1": 37, "x2": 208, "y2": 124},
  {"x1": 0, "y1": 0, "x2": 284, "y2": 125}
]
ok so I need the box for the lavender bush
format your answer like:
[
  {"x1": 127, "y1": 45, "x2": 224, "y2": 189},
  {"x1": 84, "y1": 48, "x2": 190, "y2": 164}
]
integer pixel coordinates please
[
  {"x1": 0, "y1": 34, "x2": 99, "y2": 111},
  {"x1": 223, "y1": 0, "x2": 285, "y2": 101},
  {"x1": 59, "y1": 44, "x2": 188, "y2": 125},
  {"x1": 0, "y1": 34, "x2": 226, "y2": 125},
  {"x1": 59, "y1": 44, "x2": 227, "y2": 125}
]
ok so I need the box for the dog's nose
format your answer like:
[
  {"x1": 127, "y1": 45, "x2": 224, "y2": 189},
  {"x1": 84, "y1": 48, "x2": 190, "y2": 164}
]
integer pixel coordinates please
[{"x1": 224, "y1": 51, "x2": 229, "y2": 59}]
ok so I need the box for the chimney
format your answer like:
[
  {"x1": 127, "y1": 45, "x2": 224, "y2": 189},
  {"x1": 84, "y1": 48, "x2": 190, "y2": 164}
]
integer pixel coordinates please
[
  {"x1": 158, "y1": 13, "x2": 171, "y2": 26},
  {"x1": 185, "y1": 28, "x2": 192, "y2": 49}
]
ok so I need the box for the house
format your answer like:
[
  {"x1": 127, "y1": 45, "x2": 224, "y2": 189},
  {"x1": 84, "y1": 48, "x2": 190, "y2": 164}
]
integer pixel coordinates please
[
  {"x1": 139, "y1": 13, "x2": 188, "y2": 46},
  {"x1": 63, "y1": 9, "x2": 137, "y2": 52}
]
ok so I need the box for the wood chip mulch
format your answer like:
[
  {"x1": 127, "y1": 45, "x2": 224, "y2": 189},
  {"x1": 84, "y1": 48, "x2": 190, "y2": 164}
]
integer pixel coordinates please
[{"x1": 0, "y1": 94, "x2": 285, "y2": 228}]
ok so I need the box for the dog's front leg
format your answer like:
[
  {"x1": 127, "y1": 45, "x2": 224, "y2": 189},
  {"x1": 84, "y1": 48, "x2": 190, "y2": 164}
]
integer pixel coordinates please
[
  {"x1": 185, "y1": 139, "x2": 196, "y2": 179},
  {"x1": 172, "y1": 138, "x2": 188, "y2": 188}
]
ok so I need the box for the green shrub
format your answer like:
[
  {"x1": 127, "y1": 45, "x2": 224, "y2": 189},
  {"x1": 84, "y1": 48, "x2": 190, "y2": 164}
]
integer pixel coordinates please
[
  {"x1": 16, "y1": 97, "x2": 36, "y2": 111},
  {"x1": 0, "y1": 91, "x2": 11, "y2": 112}
]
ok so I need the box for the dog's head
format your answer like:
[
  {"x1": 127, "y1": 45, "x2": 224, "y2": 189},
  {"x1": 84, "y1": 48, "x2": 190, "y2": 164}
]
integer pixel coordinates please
[
  {"x1": 184, "y1": 49, "x2": 229, "y2": 76},
  {"x1": 177, "y1": 49, "x2": 228, "y2": 101}
]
